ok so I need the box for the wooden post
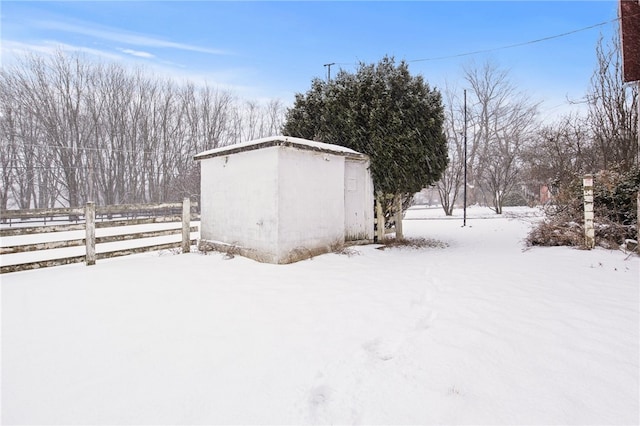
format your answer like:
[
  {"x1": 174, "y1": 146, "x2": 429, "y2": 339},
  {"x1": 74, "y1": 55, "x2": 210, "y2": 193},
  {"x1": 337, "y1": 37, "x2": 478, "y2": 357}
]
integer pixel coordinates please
[
  {"x1": 583, "y1": 174, "x2": 595, "y2": 249},
  {"x1": 395, "y1": 195, "x2": 403, "y2": 239},
  {"x1": 85, "y1": 202, "x2": 96, "y2": 265},
  {"x1": 375, "y1": 197, "x2": 385, "y2": 242},
  {"x1": 182, "y1": 197, "x2": 191, "y2": 253}
]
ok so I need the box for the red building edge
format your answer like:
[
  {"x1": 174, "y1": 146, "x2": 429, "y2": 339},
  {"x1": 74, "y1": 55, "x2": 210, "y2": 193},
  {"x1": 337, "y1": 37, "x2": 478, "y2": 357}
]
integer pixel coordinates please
[{"x1": 620, "y1": 0, "x2": 640, "y2": 83}]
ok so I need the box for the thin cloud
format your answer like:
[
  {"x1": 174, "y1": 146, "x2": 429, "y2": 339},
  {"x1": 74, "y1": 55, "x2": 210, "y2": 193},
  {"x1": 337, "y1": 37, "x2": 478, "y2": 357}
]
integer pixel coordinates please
[
  {"x1": 35, "y1": 20, "x2": 228, "y2": 55},
  {"x1": 1, "y1": 40, "x2": 57, "y2": 57},
  {"x1": 119, "y1": 48, "x2": 155, "y2": 59},
  {"x1": 1, "y1": 39, "x2": 125, "y2": 63},
  {"x1": 1, "y1": 39, "x2": 265, "y2": 100}
]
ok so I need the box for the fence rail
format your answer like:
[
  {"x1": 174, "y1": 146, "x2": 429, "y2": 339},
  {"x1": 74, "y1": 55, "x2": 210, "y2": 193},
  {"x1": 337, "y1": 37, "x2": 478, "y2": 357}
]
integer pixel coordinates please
[
  {"x1": 0, "y1": 199, "x2": 198, "y2": 274},
  {"x1": 0, "y1": 206, "x2": 85, "y2": 220}
]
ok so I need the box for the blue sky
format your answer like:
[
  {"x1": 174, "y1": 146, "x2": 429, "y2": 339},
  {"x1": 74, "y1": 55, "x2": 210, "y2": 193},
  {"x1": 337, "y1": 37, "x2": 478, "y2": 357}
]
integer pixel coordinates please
[{"x1": 1, "y1": 1, "x2": 621, "y2": 118}]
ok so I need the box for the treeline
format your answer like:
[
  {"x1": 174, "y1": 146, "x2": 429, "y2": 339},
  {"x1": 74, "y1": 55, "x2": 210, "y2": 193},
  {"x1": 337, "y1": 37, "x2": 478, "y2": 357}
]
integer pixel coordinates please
[
  {"x1": 435, "y1": 32, "x2": 638, "y2": 215},
  {"x1": 2, "y1": 32, "x2": 637, "y2": 215},
  {"x1": 524, "y1": 33, "x2": 638, "y2": 195},
  {"x1": 0, "y1": 51, "x2": 286, "y2": 210}
]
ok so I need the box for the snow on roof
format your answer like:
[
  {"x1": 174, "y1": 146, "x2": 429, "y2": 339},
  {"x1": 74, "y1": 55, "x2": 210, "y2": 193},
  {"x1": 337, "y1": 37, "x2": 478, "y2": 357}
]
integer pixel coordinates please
[{"x1": 194, "y1": 135, "x2": 367, "y2": 161}]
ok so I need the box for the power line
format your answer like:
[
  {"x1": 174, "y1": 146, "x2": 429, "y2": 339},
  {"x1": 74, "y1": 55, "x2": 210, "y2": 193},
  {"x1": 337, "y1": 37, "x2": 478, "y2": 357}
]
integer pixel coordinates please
[
  {"x1": 408, "y1": 17, "x2": 619, "y2": 63},
  {"x1": 327, "y1": 15, "x2": 625, "y2": 68},
  {"x1": 2, "y1": 141, "x2": 180, "y2": 155},
  {"x1": 1, "y1": 166, "x2": 85, "y2": 170}
]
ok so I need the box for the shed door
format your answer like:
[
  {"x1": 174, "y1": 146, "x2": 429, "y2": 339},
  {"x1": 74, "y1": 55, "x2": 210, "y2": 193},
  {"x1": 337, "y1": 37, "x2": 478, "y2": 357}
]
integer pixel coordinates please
[{"x1": 344, "y1": 160, "x2": 368, "y2": 241}]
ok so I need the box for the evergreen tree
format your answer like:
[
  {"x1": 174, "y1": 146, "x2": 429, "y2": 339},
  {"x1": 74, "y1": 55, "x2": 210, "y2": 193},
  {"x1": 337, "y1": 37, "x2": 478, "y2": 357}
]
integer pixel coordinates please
[{"x1": 283, "y1": 56, "x2": 448, "y2": 198}]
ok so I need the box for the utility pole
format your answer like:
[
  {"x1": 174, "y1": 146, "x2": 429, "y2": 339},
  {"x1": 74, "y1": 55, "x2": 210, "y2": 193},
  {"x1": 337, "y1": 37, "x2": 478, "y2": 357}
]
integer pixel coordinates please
[
  {"x1": 324, "y1": 63, "x2": 335, "y2": 83},
  {"x1": 463, "y1": 89, "x2": 468, "y2": 227}
]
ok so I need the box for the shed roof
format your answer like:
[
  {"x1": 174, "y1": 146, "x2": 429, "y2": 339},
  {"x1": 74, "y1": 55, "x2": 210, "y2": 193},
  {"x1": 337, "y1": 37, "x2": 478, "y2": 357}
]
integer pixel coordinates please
[{"x1": 194, "y1": 135, "x2": 368, "y2": 161}]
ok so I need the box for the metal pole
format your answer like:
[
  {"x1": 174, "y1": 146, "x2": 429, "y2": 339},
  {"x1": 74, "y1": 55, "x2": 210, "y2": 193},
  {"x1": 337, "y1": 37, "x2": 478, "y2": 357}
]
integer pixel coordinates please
[
  {"x1": 463, "y1": 89, "x2": 468, "y2": 227},
  {"x1": 324, "y1": 62, "x2": 335, "y2": 83}
]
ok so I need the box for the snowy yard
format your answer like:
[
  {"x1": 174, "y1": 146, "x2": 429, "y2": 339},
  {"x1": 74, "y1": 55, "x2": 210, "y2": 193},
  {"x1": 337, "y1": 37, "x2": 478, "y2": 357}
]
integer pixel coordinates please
[{"x1": 1, "y1": 206, "x2": 638, "y2": 425}]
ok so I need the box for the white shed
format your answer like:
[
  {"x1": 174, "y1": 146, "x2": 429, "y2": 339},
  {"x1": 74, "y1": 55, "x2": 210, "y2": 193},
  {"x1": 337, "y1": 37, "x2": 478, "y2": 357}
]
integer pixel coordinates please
[{"x1": 194, "y1": 136, "x2": 374, "y2": 264}]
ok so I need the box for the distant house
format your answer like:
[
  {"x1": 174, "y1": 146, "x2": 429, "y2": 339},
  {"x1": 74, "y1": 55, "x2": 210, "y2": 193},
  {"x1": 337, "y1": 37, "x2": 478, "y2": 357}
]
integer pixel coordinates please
[
  {"x1": 194, "y1": 136, "x2": 374, "y2": 264},
  {"x1": 540, "y1": 184, "x2": 551, "y2": 205}
]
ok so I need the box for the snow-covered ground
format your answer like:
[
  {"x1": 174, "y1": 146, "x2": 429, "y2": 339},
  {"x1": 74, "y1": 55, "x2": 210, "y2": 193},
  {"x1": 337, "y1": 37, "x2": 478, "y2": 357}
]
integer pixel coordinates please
[{"x1": 2, "y1": 206, "x2": 638, "y2": 425}]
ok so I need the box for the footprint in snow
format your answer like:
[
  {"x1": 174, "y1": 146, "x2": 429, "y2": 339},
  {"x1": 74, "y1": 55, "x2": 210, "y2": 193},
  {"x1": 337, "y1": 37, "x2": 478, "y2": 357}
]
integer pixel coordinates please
[
  {"x1": 415, "y1": 310, "x2": 438, "y2": 331},
  {"x1": 308, "y1": 384, "x2": 331, "y2": 422},
  {"x1": 362, "y1": 338, "x2": 396, "y2": 361}
]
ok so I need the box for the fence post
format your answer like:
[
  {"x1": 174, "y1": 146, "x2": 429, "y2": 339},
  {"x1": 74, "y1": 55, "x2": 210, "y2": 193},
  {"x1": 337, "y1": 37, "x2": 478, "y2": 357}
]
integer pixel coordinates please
[
  {"x1": 375, "y1": 197, "x2": 385, "y2": 242},
  {"x1": 583, "y1": 174, "x2": 595, "y2": 249},
  {"x1": 395, "y1": 195, "x2": 403, "y2": 239},
  {"x1": 85, "y1": 202, "x2": 96, "y2": 265},
  {"x1": 182, "y1": 197, "x2": 191, "y2": 253}
]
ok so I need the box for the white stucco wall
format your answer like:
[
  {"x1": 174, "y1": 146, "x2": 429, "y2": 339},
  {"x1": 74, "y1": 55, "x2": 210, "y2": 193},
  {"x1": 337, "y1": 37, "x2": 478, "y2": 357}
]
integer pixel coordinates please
[
  {"x1": 197, "y1": 136, "x2": 374, "y2": 264},
  {"x1": 200, "y1": 147, "x2": 280, "y2": 262},
  {"x1": 276, "y1": 147, "x2": 345, "y2": 262}
]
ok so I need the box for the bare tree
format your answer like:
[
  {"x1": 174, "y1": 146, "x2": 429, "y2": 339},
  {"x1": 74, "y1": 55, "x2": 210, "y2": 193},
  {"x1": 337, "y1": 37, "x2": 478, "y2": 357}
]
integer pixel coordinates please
[
  {"x1": 0, "y1": 50, "x2": 286, "y2": 209},
  {"x1": 435, "y1": 83, "x2": 465, "y2": 215},
  {"x1": 464, "y1": 61, "x2": 539, "y2": 213},
  {"x1": 85, "y1": 62, "x2": 135, "y2": 205},
  {"x1": 10, "y1": 52, "x2": 96, "y2": 208},
  {"x1": 227, "y1": 99, "x2": 286, "y2": 145},
  {"x1": 10, "y1": 109, "x2": 39, "y2": 209},
  {"x1": 263, "y1": 99, "x2": 286, "y2": 136},
  {"x1": 2, "y1": 57, "x2": 65, "y2": 209},
  {"x1": 521, "y1": 114, "x2": 595, "y2": 199},
  {"x1": 0, "y1": 86, "x2": 17, "y2": 211},
  {"x1": 587, "y1": 33, "x2": 638, "y2": 171},
  {"x1": 200, "y1": 86, "x2": 234, "y2": 150}
]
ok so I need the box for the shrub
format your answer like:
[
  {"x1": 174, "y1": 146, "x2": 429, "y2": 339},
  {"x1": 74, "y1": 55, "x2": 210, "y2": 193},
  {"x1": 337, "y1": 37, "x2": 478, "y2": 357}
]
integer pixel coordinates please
[{"x1": 527, "y1": 168, "x2": 638, "y2": 250}]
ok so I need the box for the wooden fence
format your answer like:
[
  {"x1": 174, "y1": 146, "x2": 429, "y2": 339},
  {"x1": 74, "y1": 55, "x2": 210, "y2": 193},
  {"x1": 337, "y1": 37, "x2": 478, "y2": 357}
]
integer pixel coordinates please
[{"x1": 0, "y1": 199, "x2": 198, "y2": 274}]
